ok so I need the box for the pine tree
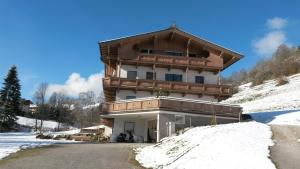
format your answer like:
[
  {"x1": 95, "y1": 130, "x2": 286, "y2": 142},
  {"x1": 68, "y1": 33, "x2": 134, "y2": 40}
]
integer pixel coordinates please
[{"x1": 0, "y1": 65, "x2": 21, "y2": 132}]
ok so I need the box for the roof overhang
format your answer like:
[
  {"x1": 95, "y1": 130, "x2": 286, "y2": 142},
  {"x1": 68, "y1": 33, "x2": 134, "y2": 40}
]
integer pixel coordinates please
[{"x1": 98, "y1": 26, "x2": 243, "y2": 70}]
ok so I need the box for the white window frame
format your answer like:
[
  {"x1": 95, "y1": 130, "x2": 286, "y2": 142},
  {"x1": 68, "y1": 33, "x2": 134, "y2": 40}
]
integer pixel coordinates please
[{"x1": 175, "y1": 115, "x2": 185, "y2": 124}]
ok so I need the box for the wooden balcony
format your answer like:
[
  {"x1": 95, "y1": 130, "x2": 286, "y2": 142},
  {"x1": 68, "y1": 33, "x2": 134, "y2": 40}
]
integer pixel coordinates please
[
  {"x1": 101, "y1": 97, "x2": 242, "y2": 119},
  {"x1": 103, "y1": 54, "x2": 223, "y2": 72},
  {"x1": 103, "y1": 77, "x2": 233, "y2": 97}
]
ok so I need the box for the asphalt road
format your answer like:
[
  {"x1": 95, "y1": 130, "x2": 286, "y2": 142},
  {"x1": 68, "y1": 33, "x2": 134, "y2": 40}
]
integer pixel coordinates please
[
  {"x1": 0, "y1": 143, "x2": 145, "y2": 169},
  {"x1": 270, "y1": 125, "x2": 300, "y2": 169}
]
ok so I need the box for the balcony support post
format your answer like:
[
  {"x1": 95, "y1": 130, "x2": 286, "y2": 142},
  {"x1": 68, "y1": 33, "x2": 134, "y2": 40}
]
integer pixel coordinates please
[
  {"x1": 118, "y1": 61, "x2": 122, "y2": 78},
  {"x1": 185, "y1": 67, "x2": 189, "y2": 83},
  {"x1": 218, "y1": 70, "x2": 221, "y2": 85}
]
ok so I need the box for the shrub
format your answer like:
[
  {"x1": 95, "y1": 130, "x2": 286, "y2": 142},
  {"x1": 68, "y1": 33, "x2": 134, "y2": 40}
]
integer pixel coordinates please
[{"x1": 276, "y1": 76, "x2": 289, "y2": 86}]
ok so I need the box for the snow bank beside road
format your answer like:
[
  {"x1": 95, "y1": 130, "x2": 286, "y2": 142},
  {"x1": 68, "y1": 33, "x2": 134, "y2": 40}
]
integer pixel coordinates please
[
  {"x1": 136, "y1": 122, "x2": 275, "y2": 169},
  {"x1": 0, "y1": 132, "x2": 77, "y2": 160}
]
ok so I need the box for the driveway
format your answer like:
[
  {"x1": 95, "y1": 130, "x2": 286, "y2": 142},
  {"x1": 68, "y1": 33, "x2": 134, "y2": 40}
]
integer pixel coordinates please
[
  {"x1": 270, "y1": 125, "x2": 300, "y2": 169},
  {"x1": 0, "y1": 143, "x2": 146, "y2": 169}
]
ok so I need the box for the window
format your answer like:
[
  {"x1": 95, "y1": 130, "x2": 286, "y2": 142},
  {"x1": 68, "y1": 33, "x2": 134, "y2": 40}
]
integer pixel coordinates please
[
  {"x1": 127, "y1": 71, "x2": 137, "y2": 80},
  {"x1": 126, "y1": 96, "x2": 136, "y2": 100},
  {"x1": 146, "y1": 72, "x2": 154, "y2": 80},
  {"x1": 165, "y1": 74, "x2": 182, "y2": 82},
  {"x1": 124, "y1": 122, "x2": 135, "y2": 133},
  {"x1": 140, "y1": 49, "x2": 153, "y2": 54},
  {"x1": 188, "y1": 53, "x2": 197, "y2": 58},
  {"x1": 195, "y1": 76, "x2": 204, "y2": 84},
  {"x1": 165, "y1": 51, "x2": 183, "y2": 56},
  {"x1": 175, "y1": 115, "x2": 185, "y2": 124}
]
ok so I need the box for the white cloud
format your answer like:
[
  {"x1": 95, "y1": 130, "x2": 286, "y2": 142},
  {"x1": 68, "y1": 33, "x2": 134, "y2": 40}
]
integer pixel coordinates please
[
  {"x1": 253, "y1": 31, "x2": 287, "y2": 57},
  {"x1": 47, "y1": 72, "x2": 103, "y2": 97},
  {"x1": 253, "y1": 17, "x2": 289, "y2": 57},
  {"x1": 267, "y1": 17, "x2": 287, "y2": 29}
]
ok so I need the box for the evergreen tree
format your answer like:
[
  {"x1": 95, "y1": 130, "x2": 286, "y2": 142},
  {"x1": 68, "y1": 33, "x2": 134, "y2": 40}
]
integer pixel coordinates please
[{"x1": 0, "y1": 65, "x2": 21, "y2": 131}]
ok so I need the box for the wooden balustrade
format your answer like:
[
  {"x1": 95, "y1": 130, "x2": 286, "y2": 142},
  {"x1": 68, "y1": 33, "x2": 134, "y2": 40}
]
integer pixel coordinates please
[
  {"x1": 103, "y1": 77, "x2": 232, "y2": 96},
  {"x1": 104, "y1": 54, "x2": 223, "y2": 71},
  {"x1": 101, "y1": 97, "x2": 242, "y2": 118}
]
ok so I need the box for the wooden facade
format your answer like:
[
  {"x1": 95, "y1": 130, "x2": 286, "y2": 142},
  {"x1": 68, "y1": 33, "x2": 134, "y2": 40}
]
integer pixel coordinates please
[{"x1": 99, "y1": 25, "x2": 243, "y2": 118}]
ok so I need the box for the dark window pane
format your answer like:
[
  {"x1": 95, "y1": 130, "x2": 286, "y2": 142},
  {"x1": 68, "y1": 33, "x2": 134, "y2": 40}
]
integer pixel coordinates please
[
  {"x1": 174, "y1": 74, "x2": 182, "y2": 82},
  {"x1": 127, "y1": 71, "x2": 137, "y2": 80},
  {"x1": 146, "y1": 72, "x2": 154, "y2": 80},
  {"x1": 126, "y1": 96, "x2": 136, "y2": 100},
  {"x1": 165, "y1": 74, "x2": 173, "y2": 81},
  {"x1": 195, "y1": 76, "x2": 204, "y2": 84},
  {"x1": 189, "y1": 53, "x2": 197, "y2": 57},
  {"x1": 165, "y1": 51, "x2": 183, "y2": 56},
  {"x1": 140, "y1": 49, "x2": 148, "y2": 53},
  {"x1": 165, "y1": 74, "x2": 182, "y2": 82}
]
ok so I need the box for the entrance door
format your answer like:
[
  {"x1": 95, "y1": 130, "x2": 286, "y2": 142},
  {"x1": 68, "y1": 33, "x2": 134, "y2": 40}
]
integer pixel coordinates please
[{"x1": 147, "y1": 120, "x2": 157, "y2": 143}]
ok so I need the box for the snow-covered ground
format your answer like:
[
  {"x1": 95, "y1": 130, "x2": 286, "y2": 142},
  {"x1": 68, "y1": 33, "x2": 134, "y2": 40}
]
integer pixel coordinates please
[
  {"x1": 0, "y1": 132, "x2": 78, "y2": 160},
  {"x1": 1, "y1": 116, "x2": 80, "y2": 160},
  {"x1": 136, "y1": 122, "x2": 275, "y2": 169},
  {"x1": 223, "y1": 73, "x2": 300, "y2": 125},
  {"x1": 17, "y1": 116, "x2": 76, "y2": 131},
  {"x1": 17, "y1": 116, "x2": 58, "y2": 130}
]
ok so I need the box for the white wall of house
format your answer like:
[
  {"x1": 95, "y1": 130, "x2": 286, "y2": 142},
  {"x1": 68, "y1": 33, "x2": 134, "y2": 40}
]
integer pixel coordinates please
[
  {"x1": 116, "y1": 65, "x2": 218, "y2": 102},
  {"x1": 115, "y1": 90, "x2": 217, "y2": 102},
  {"x1": 118, "y1": 65, "x2": 219, "y2": 84}
]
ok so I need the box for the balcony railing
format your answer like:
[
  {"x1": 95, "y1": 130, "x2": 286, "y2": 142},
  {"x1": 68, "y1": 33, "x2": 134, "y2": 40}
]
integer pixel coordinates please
[
  {"x1": 101, "y1": 97, "x2": 242, "y2": 119},
  {"x1": 103, "y1": 54, "x2": 223, "y2": 71},
  {"x1": 103, "y1": 77, "x2": 232, "y2": 96}
]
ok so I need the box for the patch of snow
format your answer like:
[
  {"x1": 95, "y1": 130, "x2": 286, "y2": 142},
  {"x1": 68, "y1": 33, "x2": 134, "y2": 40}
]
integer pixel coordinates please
[
  {"x1": 17, "y1": 116, "x2": 59, "y2": 130},
  {"x1": 223, "y1": 73, "x2": 300, "y2": 126},
  {"x1": 45, "y1": 129, "x2": 81, "y2": 138},
  {"x1": 223, "y1": 73, "x2": 300, "y2": 113},
  {"x1": 16, "y1": 116, "x2": 75, "y2": 131},
  {"x1": 82, "y1": 103, "x2": 100, "y2": 110},
  {"x1": 0, "y1": 132, "x2": 77, "y2": 160},
  {"x1": 136, "y1": 122, "x2": 275, "y2": 169},
  {"x1": 82, "y1": 125, "x2": 105, "y2": 130}
]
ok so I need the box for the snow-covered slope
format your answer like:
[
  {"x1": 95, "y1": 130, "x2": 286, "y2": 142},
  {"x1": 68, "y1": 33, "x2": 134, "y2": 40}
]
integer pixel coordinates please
[
  {"x1": 136, "y1": 122, "x2": 275, "y2": 169},
  {"x1": 17, "y1": 116, "x2": 77, "y2": 131},
  {"x1": 17, "y1": 116, "x2": 58, "y2": 130},
  {"x1": 223, "y1": 73, "x2": 300, "y2": 113},
  {"x1": 223, "y1": 73, "x2": 300, "y2": 125}
]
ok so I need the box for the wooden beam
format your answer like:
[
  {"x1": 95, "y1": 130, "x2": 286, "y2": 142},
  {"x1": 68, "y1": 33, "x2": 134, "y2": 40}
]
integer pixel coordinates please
[
  {"x1": 169, "y1": 31, "x2": 175, "y2": 42},
  {"x1": 186, "y1": 39, "x2": 191, "y2": 57}
]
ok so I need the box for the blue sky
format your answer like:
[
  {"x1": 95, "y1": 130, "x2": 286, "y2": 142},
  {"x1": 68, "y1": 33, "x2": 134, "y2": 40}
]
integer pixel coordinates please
[{"x1": 0, "y1": 0, "x2": 300, "y2": 99}]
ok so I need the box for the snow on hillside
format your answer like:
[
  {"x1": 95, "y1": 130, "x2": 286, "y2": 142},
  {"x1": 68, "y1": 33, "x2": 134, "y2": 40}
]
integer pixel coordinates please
[
  {"x1": 0, "y1": 132, "x2": 77, "y2": 160},
  {"x1": 223, "y1": 73, "x2": 300, "y2": 112},
  {"x1": 17, "y1": 116, "x2": 58, "y2": 130},
  {"x1": 223, "y1": 73, "x2": 300, "y2": 125},
  {"x1": 136, "y1": 122, "x2": 275, "y2": 169},
  {"x1": 17, "y1": 116, "x2": 76, "y2": 131}
]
